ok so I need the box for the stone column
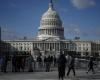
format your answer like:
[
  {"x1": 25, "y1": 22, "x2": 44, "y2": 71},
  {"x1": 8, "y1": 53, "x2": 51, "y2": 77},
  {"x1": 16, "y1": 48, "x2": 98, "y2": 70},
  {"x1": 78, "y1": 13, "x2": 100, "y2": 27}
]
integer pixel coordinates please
[
  {"x1": 47, "y1": 29, "x2": 48, "y2": 35},
  {"x1": 59, "y1": 42, "x2": 60, "y2": 51},
  {"x1": 56, "y1": 29, "x2": 57, "y2": 36},
  {"x1": 46, "y1": 29, "x2": 47, "y2": 34},
  {"x1": 48, "y1": 29, "x2": 49, "y2": 35},
  {"x1": 54, "y1": 29, "x2": 55, "y2": 35},
  {"x1": 50, "y1": 29, "x2": 51, "y2": 35}
]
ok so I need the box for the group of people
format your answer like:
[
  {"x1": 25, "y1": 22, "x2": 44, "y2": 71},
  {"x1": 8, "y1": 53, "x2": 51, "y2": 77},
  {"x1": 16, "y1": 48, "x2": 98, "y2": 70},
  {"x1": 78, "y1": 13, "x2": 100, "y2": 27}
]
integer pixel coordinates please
[
  {"x1": 29, "y1": 54, "x2": 57, "y2": 72},
  {"x1": 57, "y1": 51, "x2": 97, "y2": 80},
  {"x1": 0, "y1": 51, "x2": 98, "y2": 80},
  {"x1": 0, "y1": 53, "x2": 57, "y2": 73},
  {"x1": 0, "y1": 53, "x2": 27, "y2": 73},
  {"x1": 0, "y1": 52, "x2": 9, "y2": 73},
  {"x1": 12, "y1": 54, "x2": 26, "y2": 72},
  {"x1": 57, "y1": 52, "x2": 75, "y2": 80}
]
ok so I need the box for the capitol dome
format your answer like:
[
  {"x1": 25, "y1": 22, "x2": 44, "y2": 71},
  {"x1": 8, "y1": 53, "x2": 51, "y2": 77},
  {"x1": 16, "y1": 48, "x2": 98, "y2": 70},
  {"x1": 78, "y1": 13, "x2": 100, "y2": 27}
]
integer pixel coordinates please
[{"x1": 37, "y1": 0, "x2": 64, "y2": 40}]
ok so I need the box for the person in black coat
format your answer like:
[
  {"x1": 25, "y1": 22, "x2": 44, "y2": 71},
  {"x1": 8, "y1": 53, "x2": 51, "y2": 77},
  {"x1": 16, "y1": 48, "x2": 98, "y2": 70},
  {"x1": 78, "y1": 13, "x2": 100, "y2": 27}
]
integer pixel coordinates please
[
  {"x1": 57, "y1": 52, "x2": 67, "y2": 80},
  {"x1": 87, "y1": 57, "x2": 95, "y2": 74},
  {"x1": 45, "y1": 55, "x2": 51, "y2": 72},
  {"x1": 37, "y1": 56, "x2": 42, "y2": 70},
  {"x1": 67, "y1": 55, "x2": 76, "y2": 76},
  {"x1": 12, "y1": 54, "x2": 17, "y2": 72},
  {"x1": 1, "y1": 52, "x2": 9, "y2": 73},
  {"x1": 54, "y1": 55, "x2": 57, "y2": 67}
]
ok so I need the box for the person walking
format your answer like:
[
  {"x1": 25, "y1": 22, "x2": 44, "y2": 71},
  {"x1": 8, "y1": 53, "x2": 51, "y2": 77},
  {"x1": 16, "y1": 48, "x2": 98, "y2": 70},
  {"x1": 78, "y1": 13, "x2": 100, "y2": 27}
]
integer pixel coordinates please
[
  {"x1": 28, "y1": 54, "x2": 33, "y2": 72},
  {"x1": 57, "y1": 52, "x2": 67, "y2": 80},
  {"x1": 12, "y1": 54, "x2": 17, "y2": 72},
  {"x1": 37, "y1": 56, "x2": 42, "y2": 70},
  {"x1": 53, "y1": 55, "x2": 57, "y2": 67},
  {"x1": 67, "y1": 55, "x2": 76, "y2": 76},
  {"x1": 1, "y1": 52, "x2": 9, "y2": 73},
  {"x1": 45, "y1": 55, "x2": 51, "y2": 72},
  {"x1": 86, "y1": 56, "x2": 95, "y2": 74}
]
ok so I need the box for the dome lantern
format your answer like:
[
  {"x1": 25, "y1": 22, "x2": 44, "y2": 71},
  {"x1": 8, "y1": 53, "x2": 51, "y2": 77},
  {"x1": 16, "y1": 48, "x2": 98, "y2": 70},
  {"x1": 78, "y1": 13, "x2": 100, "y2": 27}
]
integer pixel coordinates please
[{"x1": 48, "y1": 0, "x2": 54, "y2": 10}]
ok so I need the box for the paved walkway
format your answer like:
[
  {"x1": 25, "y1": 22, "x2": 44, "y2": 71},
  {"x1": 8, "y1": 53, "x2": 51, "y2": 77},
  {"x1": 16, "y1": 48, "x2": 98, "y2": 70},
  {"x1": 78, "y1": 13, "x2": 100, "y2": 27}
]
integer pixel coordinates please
[{"x1": 0, "y1": 68, "x2": 100, "y2": 80}]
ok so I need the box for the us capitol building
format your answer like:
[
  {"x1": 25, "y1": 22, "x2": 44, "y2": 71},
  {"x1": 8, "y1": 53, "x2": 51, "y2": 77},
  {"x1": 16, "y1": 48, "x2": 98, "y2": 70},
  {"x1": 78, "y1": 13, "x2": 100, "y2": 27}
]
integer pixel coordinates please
[{"x1": 1, "y1": 0, "x2": 100, "y2": 57}]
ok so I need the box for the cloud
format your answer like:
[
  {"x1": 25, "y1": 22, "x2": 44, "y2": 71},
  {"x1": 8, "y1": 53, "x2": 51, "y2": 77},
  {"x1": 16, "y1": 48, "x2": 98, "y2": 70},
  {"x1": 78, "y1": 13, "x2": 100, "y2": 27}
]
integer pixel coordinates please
[
  {"x1": 64, "y1": 24, "x2": 81, "y2": 37},
  {"x1": 1, "y1": 27, "x2": 19, "y2": 40},
  {"x1": 81, "y1": 31, "x2": 89, "y2": 36},
  {"x1": 64, "y1": 24, "x2": 95, "y2": 37},
  {"x1": 71, "y1": 0, "x2": 96, "y2": 9},
  {"x1": 74, "y1": 28, "x2": 80, "y2": 35},
  {"x1": 79, "y1": 27, "x2": 100, "y2": 37}
]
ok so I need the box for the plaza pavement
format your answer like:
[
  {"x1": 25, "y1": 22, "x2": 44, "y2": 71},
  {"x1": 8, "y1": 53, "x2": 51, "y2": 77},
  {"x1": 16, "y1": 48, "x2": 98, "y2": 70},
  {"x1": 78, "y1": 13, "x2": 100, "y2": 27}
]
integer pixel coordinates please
[{"x1": 0, "y1": 68, "x2": 100, "y2": 80}]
